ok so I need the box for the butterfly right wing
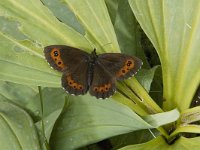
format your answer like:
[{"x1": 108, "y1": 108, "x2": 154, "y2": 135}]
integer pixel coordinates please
[
  {"x1": 97, "y1": 53, "x2": 142, "y2": 80},
  {"x1": 89, "y1": 62, "x2": 116, "y2": 99}
]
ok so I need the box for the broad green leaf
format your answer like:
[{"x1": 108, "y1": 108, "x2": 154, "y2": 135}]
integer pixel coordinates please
[
  {"x1": 0, "y1": 30, "x2": 61, "y2": 86},
  {"x1": 180, "y1": 106, "x2": 200, "y2": 124},
  {"x1": 41, "y1": 0, "x2": 84, "y2": 34},
  {"x1": 0, "y1": 81, "x2": 65, "y2": 120},
  {"x1": 110, "y1": 129, "x2": 159, "y2": 149},
  {"x1": 119, "y1": 136, "x2": 200, "y2": 150},
  {"x1": 148, "y1": 67, "x2": 163, "y2": 107},
  {"x1": 0, "y1": 81, "x2": 65, "y2": 147},
  {"x1": 170, "y1": 124, "x2": 200, "y2": 138},
  {"x1": 142, "y1": 109, "x2": 179, "y2": 127},
  {"x1": 128, "y1": 0, "x2": 200, "y2": 111},
  {"x1": 105, "y1": 0, "x2": 119, "y2": 25},
  {"x1": 112, "y1": 0, "x2": 149, "y2": 68},
  {"x1": 0, "y1": 102, "x2": 40, "y2": 150},
  {"x1": 35, "y1": 87, "x2": 66, "y2": 141},
  {"x1": 0, "y1": 81, "x2": 38, "y2": 105},
  {"x1": 50, "y1": 97, "x2": 179, "y2": 150},
  {"x1": 169, "y1": 106, "x2": 200, "y2": 137},
  {"x1": 63, "y1": 0, "x2": 120, "y2": 53},
  {"x1": 0, "y1": 0, "x2": 90, "y2": 47},
  {"x1": 136, "y1": 66, "x2": 159, "y2": 92},
  {"x1": 0, "y1": 0, "x2": 91, "y2": 86}
]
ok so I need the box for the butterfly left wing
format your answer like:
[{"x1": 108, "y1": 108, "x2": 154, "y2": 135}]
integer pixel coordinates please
[
  {"x1": 44, "y1": 45, "x2": 89, "y2": 72},
  {"x1": 44, "y1": 45, "x2": 90, "y2": 95},
  {"x1": 89, "y1": 62, "x2": 116, "y2": 99},
  {"x1": 61, "y1": 56, "x2": 90, "y2": 96},
  {"x1": 97, "y1": 53, "x2": 143, "y2": 80}
]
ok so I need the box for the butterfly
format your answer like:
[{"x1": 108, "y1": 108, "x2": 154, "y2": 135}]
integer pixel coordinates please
[{"x1": 44, "y1": 45, "x2": 142, "y2": 99}]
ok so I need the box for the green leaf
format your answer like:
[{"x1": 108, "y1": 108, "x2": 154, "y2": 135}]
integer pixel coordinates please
[
  {"x1": 128, "y1": 0, "x2": 200, "y2": 111},
  {"x1": 41, "y1": 0, "x2": 84, "y2": 34},
  {"x1": 119, "y1": 136, "x2": 200, "y2": 150},
  {"x1": 50, "y1": 97, "x2": 179, "y2": 150},
  {"x1": 110, "y1": 129, "x2": 159, "y2": 149},
  {"x1": 0, "y1": 101, "x2": 40, "y2": 150},
  {"x1": 112, "y1": 0, "x2": 149, "y2": 67},
  {"x1": 63, "y1": 0, "x2": 120, "y2": 53},
  {"x1": 0, "y1": 81, "x2": 38, "y2": 105},
  {"x1": 105, "y1": 0, "x2": 119, "y2": 25},
  {"x1": 0, "y1": 81, "x2": 66, "y2": 148},
  {"x1": 142, "y1": 109, "x2": 180, "y2": 127},
  {"x1": 136, "y1": 66, "x2": 159, "y2": 92},
  {"x1": 35, "y1": 87, "x2": 66, "y2": 141},
  {"x1": 0, "y1": 0, "x2": 90, "y2": 47},
  {"x1": 0, "y1": 0, "x2": 92, "y2": 86},
  {"x1": 0, "y1": 81, "x2": 65, "y2": 120},
  {"x1": 180, "y1": 106, "x2": 200, "y2": 124},
  {"x1": 169, "y1": 106, "x2": 200, "y2": 137}
]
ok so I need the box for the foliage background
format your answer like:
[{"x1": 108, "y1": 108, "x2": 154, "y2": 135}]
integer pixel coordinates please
[{"x1": 0, "y1": 0, "x2": 200, "y2": 150}]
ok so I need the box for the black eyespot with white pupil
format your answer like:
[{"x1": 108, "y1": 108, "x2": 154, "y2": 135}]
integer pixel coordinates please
[
  {"x1": 127, "y1": 61, "x2": 132, "y2": 66},
  {"x1": 54, "y1": 51, "x2": 59, "y2": 57}
]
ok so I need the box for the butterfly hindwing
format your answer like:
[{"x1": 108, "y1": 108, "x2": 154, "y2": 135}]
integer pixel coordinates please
[
  {"x1": 97, "y1": 53, "x2": 142, "y2": 80},
  {"x1": 61, "y1": 55, "x2": 90, "y2": 95},
  {"x1": 89, "y1": 62, "x2": 116, "y2": 99},
  {"x1": 44, "y1": 45, "x2": 89, "y2": 72}
]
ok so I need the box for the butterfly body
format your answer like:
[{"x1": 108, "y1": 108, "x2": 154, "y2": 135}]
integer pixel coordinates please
[{"x1": 44, "y1": 45, "x2": 142, "y2": 99}]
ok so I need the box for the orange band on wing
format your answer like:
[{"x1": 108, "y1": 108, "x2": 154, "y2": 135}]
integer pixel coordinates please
[
  {"x1": 50, "y1": 48, "x2": 65, "y2": 69},
  {"x1": 93, "y1": 83, "x2": 112, "y2": 93},
  {"x1": 67, "y1": 75, "x2": 84, "y2": 90},
  {"x1": 116, "y1": 59, "x2": 134, "y2": 77}
]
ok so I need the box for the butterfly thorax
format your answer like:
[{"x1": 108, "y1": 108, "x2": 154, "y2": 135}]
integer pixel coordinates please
[
  {"x1": 87, "y1": 49, "x2": 98, "y2": 86},
  {"x1": 89, "y1": 49, "x2": 98, "y2": 64}
]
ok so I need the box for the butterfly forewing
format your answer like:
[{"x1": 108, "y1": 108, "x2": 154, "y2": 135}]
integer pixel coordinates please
[
  {"x1": 89, "y1": 62, "x2": 116, "y2": 99},
  {"x1": 44, "y1": 45, "x2": 89, "y2": 72},
  {"x1": 97, "y1": 53, "x2": 142, "y2": 80}
]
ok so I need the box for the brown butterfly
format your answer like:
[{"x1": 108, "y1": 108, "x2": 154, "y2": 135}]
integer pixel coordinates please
[{"x1": 44, "y1": 45, "x2": 142, "y2": 99}]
